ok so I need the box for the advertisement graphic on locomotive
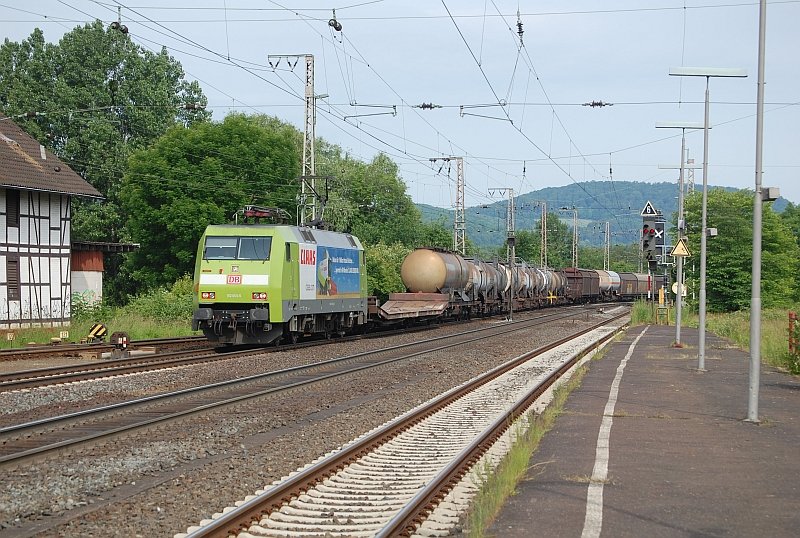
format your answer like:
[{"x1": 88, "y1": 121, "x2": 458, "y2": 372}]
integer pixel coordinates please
[{"x1": 299, "y1": 246, "x2": 361, "y2": 299}]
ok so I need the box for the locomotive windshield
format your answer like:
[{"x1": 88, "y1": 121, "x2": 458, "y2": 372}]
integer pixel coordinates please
[{"x1": 203, "y1": 236, "x2": 272, "y2": 260}]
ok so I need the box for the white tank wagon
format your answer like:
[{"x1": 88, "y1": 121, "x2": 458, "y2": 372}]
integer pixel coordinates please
[{"x1": 597, "y1": 270, "x2": 622, "y2": 299}]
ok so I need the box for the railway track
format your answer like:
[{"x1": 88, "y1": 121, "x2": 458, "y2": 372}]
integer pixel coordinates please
[
  {"x1": 0, "y1": 335, "x2": 210, "y2": 362},
  {"x1": 0, "y1": 347, "x2": 235, "y2": 391},
  {"x1": 178, "y1": 311, "x2": 629, "y2": 537},
  {"x1": 0, "y1": 305, "x2": 596, "y2": 391},
  {"x1": 0, "y1": 307, "x2": 604, "y2": 472}
]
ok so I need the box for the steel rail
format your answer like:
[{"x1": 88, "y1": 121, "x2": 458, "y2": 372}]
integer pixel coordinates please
[
  {"x1": 379, "y1": 315, "x2": 626, "y2": 537},
  {"x1": 184, "y1": 311, "x2": 628, "y2": 538},
  {"x1": 0, "y1": 335, "x2": 208, "y2": 361},
  {"x1": 0, "y1": 306, "x2": 588, "y2": 391},
  {"x1": 0, "y1": 308, "x2": 597, "y2": 470}
]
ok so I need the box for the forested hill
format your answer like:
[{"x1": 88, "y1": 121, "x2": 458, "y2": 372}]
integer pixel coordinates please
[{"x1": 418, "y1": 180, "x2": 789, "y2": 249}]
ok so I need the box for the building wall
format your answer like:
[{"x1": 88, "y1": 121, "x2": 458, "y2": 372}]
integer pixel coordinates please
[
  {"x1": 1, "y1": 188, "x2": 71, "y2": 328},
  {"x1": 71, "y1": 270, "x2": 102, "y2": 305},
  {"x1": 71, "y1": 251, "x2": 103, "y2": 305}
]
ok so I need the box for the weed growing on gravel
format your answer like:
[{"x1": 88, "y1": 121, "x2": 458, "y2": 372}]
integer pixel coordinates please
[
  {"x1": 630, "y1": 300, "x2": 654, "y2": 325},
  {"x1": 464, "y1": 364, "x2": 590, "y2": 537}
]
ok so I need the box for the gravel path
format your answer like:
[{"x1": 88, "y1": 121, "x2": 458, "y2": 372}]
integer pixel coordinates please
[{"x1": 0, "y1": 307, "x2": 621, "y2": 537}]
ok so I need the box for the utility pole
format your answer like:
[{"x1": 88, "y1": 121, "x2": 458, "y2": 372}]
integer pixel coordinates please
[
  {"x1": 431, "y1": 157, "x2": 465, "y2": 254},
  {"x1": 603, "y1": 222, "x2": 610, "y2": 271},
  {"x1": 536, "y1": 200, "x2": 547, "y2": 268},
  {"x1": 269, "y1": 54, "x2": 319, "y2": 226},
  {"x1": 491, "y1": 188, "x2": 515, "y2": 320},
  {"x1": 559, "y1": 206, "x2": 578, "y2": 268}
]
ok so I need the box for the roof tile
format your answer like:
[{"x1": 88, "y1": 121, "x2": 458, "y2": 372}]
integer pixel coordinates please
[{"x1": 0, "y1": 116, "x2": 104, "y2": 199}]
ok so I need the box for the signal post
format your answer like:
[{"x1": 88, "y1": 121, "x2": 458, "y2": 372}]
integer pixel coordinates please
[{"x1": 641, "y1": 201, "x2": 666, "y2": 297}]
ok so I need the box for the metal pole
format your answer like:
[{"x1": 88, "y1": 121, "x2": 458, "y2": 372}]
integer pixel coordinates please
[
  {"x1": 507, "y1": 189, "x2": 515, "y2": 321},
  {"x1": 454, "y1": 157, "x2": 465, "y2": 254},
  {"x1": 675, "y1": 131, "x2": 686, "y2": 346},
  {"x1": 748, "y1": 0, "x2": 767, "y2": 423},
  {"x1": 698, "y1": 77, "x2": 711, "y2": 371},
  {"x1": 572, "y1": 209, "x2": 578, "y2": 268},
  {"x1": 540, "y1": 202, "x2": 547, "y2": 268}
]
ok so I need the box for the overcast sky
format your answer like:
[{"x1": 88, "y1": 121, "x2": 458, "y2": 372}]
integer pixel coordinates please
[{"x1": 3, "y1": 1, "x2": 798, "y2": 216}]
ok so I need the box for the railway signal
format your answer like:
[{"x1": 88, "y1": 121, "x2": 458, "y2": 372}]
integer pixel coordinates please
[{"x1": 642, "y1": 220, "x2": 658, "y2": 263}]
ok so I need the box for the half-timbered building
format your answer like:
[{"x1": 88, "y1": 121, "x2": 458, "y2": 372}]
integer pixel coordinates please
[{"x1": 0, "y1": 116, "x2": 103, "y2": 329}]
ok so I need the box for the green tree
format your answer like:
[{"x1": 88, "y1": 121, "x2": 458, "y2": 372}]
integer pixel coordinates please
[
  {"x1": 780, "y1": 202, "x2": 800, "y2": 301},
  {"x1": 609, "y1": 244, "x2": 642, "y2": 273},
  {"x1": 1, "y1": 23, "x2": 208, "y2": 304},
  {"x1": 579, "y1": 246, "x2": 604, "y2": 271},
  {"x1": 525, "y1": 212, "x2": 573, "y2": 268},
  {"x1": 0, "y1": 23, "x2": 209, "y2": 240},
  {"x1": 365, "y1": 242, "x2": 411, "y2": 301},
  {"x1": 416, "y1": 218, "x2": 454, "y2": 250},
  {"x1": 315, "y1": 142, "x2": 432, "y2": 248},
  {"x1": 119, "y1": 113, "x2": 300, "y2": 292},
  {"x1": 683, "y1": 189, "x2": 799, "y2": 311}
]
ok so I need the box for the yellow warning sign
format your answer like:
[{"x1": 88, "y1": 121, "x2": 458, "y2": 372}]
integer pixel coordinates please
[{"x1": 670, "y1": 238, "x2": 691, "y2": 257}]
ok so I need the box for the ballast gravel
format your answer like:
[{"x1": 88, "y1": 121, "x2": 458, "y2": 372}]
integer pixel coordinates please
[{"x1": 0, "y1": 309, "x2": 620, "y2": 537}]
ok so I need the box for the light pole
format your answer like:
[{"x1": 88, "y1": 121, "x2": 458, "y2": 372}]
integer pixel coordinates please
[
  {"x1": 749, "y1": 0, "x2": 768, "y2": 422},
  {"x1": 559, "y1": 207, "x2": 578, "y2": 268},
  {"x1": 656, "y1": 121, "x2": 704, "y2": 347},
  {"x1": 669, "y1": 67, "x2": 747, "y2": 370}
]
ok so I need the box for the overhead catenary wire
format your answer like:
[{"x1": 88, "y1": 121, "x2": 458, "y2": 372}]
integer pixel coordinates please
[
  {"x1": 8, "y1": 1, "x2": 796, "y2": 215},
  {"x1": 441, "y1": 0, "x2": 628, "y2": 231}
]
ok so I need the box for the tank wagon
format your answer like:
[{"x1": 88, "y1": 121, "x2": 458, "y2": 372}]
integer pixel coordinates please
[
  {"x1": 192, "y1": 222, "x2": 367, "y2": 345},
  {"x1": 382, "y1": 248, "x2": 649, "y2": 318}
]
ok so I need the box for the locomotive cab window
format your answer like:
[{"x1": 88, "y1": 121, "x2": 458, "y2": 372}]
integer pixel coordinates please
[
  {"x1": 238, "y1": 237, "x2": 271, "y2": 260},
  {"x1": 204, "y1": 237, "x2": 238, "y2": 259},
  {"x1": 203, "y1": 236, "x2": 272, "y2": 260}
]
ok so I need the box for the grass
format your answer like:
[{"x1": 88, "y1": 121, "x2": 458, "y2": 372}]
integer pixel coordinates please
[
  {"x1": 628, "y1": 299, "x2": 799, "y2": 373},
  {"x1": 0, "y1": 276, "x2": 198, "y2": 349},
  {"x1": 464, "y1": 361, "x2": 590, "y2": 537}
]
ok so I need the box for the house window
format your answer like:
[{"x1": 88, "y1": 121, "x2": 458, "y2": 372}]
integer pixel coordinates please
[
  {"x1": 7, "y1": 255, "x2": 20, "y2": 301},
  {"x1": 6, "y1": 189, "x2": 20, "y2": 228}
]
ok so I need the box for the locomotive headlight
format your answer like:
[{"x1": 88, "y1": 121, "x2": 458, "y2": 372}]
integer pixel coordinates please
[
  {"x1": 252, "y1": 292, "x2": 268, "y2": 300},
  {"x1": 201, "y1": 291, "x2": 216, "y2": 300}
]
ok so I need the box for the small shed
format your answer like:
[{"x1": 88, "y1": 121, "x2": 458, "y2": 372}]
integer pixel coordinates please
[
  {"x1": 1, "y1": 116, "x2": 103, "y2": 329},
  {"x1": 71, "y1": 241, "x2": 140, "y2": 304}
]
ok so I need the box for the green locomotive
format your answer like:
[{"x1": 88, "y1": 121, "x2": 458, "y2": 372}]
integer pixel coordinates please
[{"x1": 192, "y1": 208, "x2": 368, "y2": 345}]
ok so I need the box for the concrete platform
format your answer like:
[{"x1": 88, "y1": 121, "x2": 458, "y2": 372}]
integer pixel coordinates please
[{"x1": 487, "y1": 324, "x2": 800, "y2": 538}]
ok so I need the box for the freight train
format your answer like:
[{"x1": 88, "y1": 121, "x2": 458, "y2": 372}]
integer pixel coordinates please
[{"x1": 192, "y1": 213, "x2": 649, "y2": 345}]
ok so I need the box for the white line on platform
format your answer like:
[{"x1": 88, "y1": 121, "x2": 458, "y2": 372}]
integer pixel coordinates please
[{"x1": 581, "y1": 326, "x2": 648, "y2": 538}]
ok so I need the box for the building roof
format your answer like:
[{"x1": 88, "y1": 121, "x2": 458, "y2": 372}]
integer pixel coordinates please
[
  {"x1": 72, "y1": 241, "x2": 140, "y2": 253},
  {"x1": 0, "y1": 116, "x2": 103, "y2": 199}
]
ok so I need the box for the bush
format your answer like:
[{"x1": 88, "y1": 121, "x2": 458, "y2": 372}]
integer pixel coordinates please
[
  {"x1": 71, "y1": 292, "x2": 115, "y2": 323},
  {"x1": 118, "y1": 275, "x2": 194, "y2": 322},
  {"x1": 630, "y1": 300, "x2": 654, "y2": 325}
]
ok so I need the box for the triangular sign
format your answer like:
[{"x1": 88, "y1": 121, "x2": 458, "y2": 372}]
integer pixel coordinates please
[
  {"x1": 670, "y1": 238, "x2": 691, "y2": 257},
  {"x1": 641, "y1": 201, "x2": 657, "y2": 216}
]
